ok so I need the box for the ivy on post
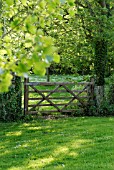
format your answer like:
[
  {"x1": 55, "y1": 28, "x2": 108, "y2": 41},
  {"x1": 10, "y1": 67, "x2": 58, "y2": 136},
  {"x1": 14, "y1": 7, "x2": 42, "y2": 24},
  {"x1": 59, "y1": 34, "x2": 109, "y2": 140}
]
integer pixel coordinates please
[
  {"x1": 0, "y1": 73, "x2": 22, "y2": 121},
  {"x1": 24, "y1": 78, "x2": 29, "y2": 115},
  {"x1": 46, "y1": 68, "x2": 50, "y2": 82},
  {"x1": 15, "y1": 76, "x2": 22, "y2": 115},
  {"x1": 94, "y1": 39, "x2": 107, "y2": 107}
]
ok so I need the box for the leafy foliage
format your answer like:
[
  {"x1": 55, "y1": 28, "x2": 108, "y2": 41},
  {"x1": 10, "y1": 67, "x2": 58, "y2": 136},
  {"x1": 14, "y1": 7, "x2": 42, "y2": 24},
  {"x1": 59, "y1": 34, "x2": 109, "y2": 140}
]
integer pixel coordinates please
[
  {"x1": 0, "y1": 0, "x2": 69, "y2": 92},
  {"x1": 47, "y1": 0, "x2": 114, "y2": 81},
  {"x1": 0, "y1": 0, "x2": 114, "y2": 91}
]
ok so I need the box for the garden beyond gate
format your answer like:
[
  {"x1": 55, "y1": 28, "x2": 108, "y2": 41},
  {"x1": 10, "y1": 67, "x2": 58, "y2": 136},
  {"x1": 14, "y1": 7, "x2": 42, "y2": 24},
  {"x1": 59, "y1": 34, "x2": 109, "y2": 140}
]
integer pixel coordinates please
[{"x1": 24, "y1": 78, "x2": 94, "y2": 115}]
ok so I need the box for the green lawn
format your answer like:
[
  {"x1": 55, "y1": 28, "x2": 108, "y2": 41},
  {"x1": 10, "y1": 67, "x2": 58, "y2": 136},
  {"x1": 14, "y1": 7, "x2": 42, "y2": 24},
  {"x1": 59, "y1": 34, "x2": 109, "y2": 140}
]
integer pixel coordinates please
[{"x1": 0, "y1": 117, "x2": 114, "y2": 170}]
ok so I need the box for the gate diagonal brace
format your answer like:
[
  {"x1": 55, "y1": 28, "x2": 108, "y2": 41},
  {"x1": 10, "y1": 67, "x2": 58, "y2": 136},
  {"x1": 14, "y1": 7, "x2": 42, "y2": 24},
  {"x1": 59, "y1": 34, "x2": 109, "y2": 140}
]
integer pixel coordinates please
[
  {"x1": 29, "y1": 85, "x2": 62, "y2": 112},
  {"x1": 61, "y1": 97, "x2": 76, "y2": 111},
  {"x1": 61, "y1": 84, "x2": 89, "y2": 111},
  {"x1": 61, "y1": 84, "x2": 86, "y2": 111},
  {"x1": 77, "y1": 84, "x2": 89, "y2": 97}
]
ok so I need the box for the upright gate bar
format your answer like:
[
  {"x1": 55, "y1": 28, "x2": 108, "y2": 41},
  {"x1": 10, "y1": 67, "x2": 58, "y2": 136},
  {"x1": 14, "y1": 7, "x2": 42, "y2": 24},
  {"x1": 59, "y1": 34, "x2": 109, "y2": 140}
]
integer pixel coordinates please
[
  {"x1": 24, "y1": 77, "x2": 29, "y2": 115},
  {"x1": 91, "y1": 77, "x2": 95, "y2": 100},
  {"x1": 89, "y1": 77, "x2": 95, "y2": 102}
]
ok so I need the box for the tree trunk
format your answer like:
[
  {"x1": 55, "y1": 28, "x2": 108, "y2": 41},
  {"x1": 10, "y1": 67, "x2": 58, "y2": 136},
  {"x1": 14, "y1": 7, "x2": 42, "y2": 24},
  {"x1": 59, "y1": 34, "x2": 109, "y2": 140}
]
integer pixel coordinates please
[
  {"x1": 94, "y1": 39, "x2": 107, "y2": 106},
  {"x1": 94, "y1": 39, "x2": 107, "y2": 86},
  {"x1": 46, "y1": 68, "x2": 50, "y2": 82}
]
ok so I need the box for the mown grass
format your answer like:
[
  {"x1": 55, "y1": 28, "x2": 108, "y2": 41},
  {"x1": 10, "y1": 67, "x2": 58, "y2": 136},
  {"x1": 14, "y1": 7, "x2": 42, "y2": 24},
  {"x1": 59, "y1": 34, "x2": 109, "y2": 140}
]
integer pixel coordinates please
[{"x1": 0, "y1": 117, "x2": 114, "y2": 170}]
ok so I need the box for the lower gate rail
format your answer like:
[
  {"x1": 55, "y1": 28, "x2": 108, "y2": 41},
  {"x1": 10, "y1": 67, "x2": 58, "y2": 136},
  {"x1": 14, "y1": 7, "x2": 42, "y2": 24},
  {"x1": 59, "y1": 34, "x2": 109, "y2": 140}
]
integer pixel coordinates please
[{"x1": 24, "y1": 78, "x2": 94, "y2": 115}]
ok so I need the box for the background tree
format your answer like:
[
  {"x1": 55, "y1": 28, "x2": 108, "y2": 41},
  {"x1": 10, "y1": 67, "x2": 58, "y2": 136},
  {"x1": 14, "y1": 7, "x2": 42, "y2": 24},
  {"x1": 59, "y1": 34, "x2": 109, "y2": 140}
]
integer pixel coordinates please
[
  {"x1": 46, "y1": 0, "x2": 114, "y2": 105},
  {"x1": 74, "y1": 0, "x2": 114, "y2": 105}
]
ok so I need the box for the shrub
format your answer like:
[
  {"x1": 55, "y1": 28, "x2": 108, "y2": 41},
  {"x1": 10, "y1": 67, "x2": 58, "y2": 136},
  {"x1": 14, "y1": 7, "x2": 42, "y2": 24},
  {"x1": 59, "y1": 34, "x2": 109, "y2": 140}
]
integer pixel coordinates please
[
  {"x1": 108, "y1": 83, "x2": 114, "y2": 105},
  {"x1": 0, "y1": 76, "x2": 22, "y2": 122},
  {"x1": 87, "y1": 100, "x2": 114, "y2": 117},
  {"x1": 0, "y1": 86, "x2": 17, "y2": 121}
]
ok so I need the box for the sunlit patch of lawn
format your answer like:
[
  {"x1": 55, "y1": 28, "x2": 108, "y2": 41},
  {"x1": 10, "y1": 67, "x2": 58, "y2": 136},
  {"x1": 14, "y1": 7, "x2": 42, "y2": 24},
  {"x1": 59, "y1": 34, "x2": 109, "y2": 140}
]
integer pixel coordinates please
[{"x1": 0, "y1": 117, "x2": 114, "y2": 170}]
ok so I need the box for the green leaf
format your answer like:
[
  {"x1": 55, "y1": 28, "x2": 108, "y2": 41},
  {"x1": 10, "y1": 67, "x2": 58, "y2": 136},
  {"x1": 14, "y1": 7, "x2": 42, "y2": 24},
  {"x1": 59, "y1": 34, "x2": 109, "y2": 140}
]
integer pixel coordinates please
[
  {"x1": 21, "y1": 0, "x2": 27, "y2": 6},
  {"x1": 33, "y1": 62, "x2": 47, "y2": 76},
  {"x1": 0, "y1": 73, "x2": 12, "y2": 92},
  {"x1": 68, "y1": 0, "x2": 75, "y2": 6},
  {"x1": 4, "y1": 36, "x2": 11, "y2": 43},
  {"x1": 0, "y1": 49, "x2": 7, "y2": 55},
  {"x1": 39, "y1": 1, "x2": 46, "y2": 9},
  {"x1": 32, "y1": 52, "x2": 40, "y2": 62},
  {"x1": 39, "y1": 17, "x2": 45, "y2": 28},
  {"x1": 53, "y1": 54, "x2": 60, "y2": 63},
  {"x1": 24, "y1": 42, "x2": 32, "y2": 48},
  {"x1": 6, "y1": 0, "x2": 14, "y2": 6},
  {"x1": 18, "y1": 63, "x2": 28, "y2": 73},
  {"x1": 10, "y1": 19, "x2": 19, "y2": 28},
  {"x1": 25, "y1": 16, "x2": 37, "y2": 34},
  {"x1": 68, "y1": 9, "x2": 75, "y2": 16}
]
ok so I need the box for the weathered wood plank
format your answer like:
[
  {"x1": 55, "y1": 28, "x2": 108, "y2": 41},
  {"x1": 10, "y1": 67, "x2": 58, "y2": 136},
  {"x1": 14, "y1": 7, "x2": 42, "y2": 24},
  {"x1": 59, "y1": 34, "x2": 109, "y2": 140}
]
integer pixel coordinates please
[
  {"x1": 40, "y1": 110, "x2": 76, "y2": 113},
  {"x1": 28, "y1": 97, "x2": 73, "y2": 100},
  {"x1": 25, "y1": 82, "x2": 75, "y2": 86},
  {"x1": 27, "y1": 109, "x2": 76, "y2": 115},
  {"x1": 28, "y1": 89, "x2": 87, "y2": 93},
  {"x1": 28, "y1": 96, "x2": 89, "y2": 101},
  {"x1": 28, "y1": 111, "x2": 38, "y2": 114},
  {"x1": 28, "y1": 103, "x2": 69, "y2": 107}
]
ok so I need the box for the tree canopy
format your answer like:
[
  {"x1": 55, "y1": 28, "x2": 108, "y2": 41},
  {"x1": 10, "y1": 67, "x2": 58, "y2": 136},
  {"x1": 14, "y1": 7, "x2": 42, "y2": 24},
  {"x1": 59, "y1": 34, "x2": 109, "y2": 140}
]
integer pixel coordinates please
[
  {"x1": 0, "y1": 0, "x2": 114, "y2": 91},
  {"x1": 48, "y1": 0, "x2": 114, "y2": 78},
  {"x1": 0, "y1": 0, "x2": 72, "y2": 91}
]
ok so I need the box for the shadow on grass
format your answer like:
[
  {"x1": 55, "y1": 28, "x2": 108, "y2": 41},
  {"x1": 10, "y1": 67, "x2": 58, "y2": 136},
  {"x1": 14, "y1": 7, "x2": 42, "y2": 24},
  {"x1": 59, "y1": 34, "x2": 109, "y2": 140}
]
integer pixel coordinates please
[{"x1": 0, "y1": 117, "x2": 114, "y2": 170}]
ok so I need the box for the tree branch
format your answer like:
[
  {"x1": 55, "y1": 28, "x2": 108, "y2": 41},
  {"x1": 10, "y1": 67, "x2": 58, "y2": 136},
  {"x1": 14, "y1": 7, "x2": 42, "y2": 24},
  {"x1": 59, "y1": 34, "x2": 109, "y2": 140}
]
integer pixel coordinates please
[
  {"x1": 84, "y1": 0, "x2": 96, "y2": 17},
  {"x1": 97, "y1": 0, "x2": 106, "y2": 8}
]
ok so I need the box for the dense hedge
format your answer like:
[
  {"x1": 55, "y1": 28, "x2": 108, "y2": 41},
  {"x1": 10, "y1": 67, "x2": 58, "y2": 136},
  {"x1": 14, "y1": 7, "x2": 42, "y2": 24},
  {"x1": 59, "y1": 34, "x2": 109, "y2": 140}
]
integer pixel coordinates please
[{"x1": 0, "y1": 76, "x2": 22, "y2": 121}]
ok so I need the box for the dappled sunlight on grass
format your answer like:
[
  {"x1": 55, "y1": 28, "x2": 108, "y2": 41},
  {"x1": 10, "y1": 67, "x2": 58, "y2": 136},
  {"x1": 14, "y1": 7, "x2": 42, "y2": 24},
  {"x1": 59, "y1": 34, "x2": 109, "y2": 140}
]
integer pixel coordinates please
[
  {"x1": 69, "y1": 139, "x2": 93, "y2": 149},
  {"x1": 6, "y1": 131, "x2": 22, "y2": 137},
  {"x1": 0, "y1": 150, "x2": 11, "y2": 157},
  {"x1": 53, "y1": 146, "x2": 69, "y2": 156},
  {"x1": 27, "y1": 126, "x2": 42, "y2": 130},
  {"x1": 28, "y1": 157, "x2": 54, "y2": 169},
  {"x1": 108, "y1": 117, "x2": 114, "y2": 121},
  {"x1": 8, "y1": 167, "x2": 23, "y2": 170},
  {"x1": 69, "y1": 151, "x2": 78, "y2": 157}
]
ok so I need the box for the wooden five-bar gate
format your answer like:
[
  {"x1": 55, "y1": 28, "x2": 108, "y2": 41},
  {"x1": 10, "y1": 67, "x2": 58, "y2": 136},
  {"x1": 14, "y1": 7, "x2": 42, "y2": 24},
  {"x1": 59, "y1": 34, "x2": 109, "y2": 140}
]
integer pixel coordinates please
[{"x1": 24, "y1": 78, "x2": 94, "y2": 115}]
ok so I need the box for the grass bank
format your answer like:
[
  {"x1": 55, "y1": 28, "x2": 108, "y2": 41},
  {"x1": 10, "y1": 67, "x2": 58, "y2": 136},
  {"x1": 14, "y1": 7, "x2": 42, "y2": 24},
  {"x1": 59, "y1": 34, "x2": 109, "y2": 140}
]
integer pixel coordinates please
[{"x1": 0, "y1": 117, "x2": 114, "y2": 170}]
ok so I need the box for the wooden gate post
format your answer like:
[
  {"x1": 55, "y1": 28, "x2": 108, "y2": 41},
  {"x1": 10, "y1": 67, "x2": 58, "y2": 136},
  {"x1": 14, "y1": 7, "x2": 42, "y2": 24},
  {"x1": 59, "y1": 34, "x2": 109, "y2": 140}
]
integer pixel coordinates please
[
  {"x1": 24, "y1": 78, "x2": 29, "y2": 115},
  {"x1": 87, "y1": 77, "x2": 95, "y2": 104},
  {"x1": 90, "y1": 77, "x2": 95, "y2": 102}
]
